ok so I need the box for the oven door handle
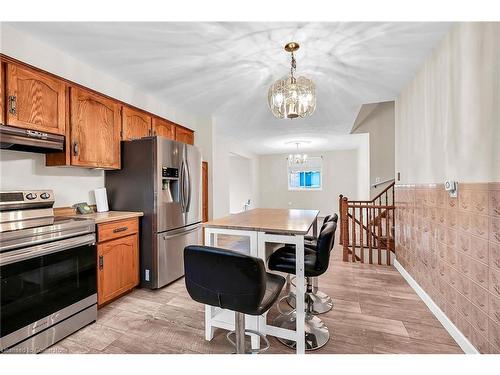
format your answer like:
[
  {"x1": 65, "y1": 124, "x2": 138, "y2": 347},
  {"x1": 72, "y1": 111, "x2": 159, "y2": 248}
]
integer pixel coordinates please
[{"x1": 0, "y1": 234, "x2": 96, "y2": 266}]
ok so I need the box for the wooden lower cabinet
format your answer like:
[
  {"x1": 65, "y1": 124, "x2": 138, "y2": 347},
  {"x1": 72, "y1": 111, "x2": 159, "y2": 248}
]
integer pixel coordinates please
[{"x1": 96, "y1": 218, "x2": 139, "y2": 307}]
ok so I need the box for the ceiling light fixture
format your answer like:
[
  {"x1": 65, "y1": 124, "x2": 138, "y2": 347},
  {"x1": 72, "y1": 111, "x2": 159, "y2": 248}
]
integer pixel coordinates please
[
  {"x1": 287, "y1": 142, "x2": 308, "y2": 166},
  {"x1": 268, "y1": 42, "x2": 316, "y2": 119}
]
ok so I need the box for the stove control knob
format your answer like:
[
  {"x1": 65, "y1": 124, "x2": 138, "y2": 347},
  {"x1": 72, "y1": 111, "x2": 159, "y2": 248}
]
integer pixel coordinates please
[
  {"x1": 26, "y1": 193, "x2": 38, "y2": 200},
  {"x1": 40, "y1": 192, "x2": 50, "y2": 199}
]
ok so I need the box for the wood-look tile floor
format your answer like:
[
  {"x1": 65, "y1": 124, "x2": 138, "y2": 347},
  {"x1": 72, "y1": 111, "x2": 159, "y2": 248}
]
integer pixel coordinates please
[{"x1": 44, "y1": 237, "x2": 463, "y2": 354}]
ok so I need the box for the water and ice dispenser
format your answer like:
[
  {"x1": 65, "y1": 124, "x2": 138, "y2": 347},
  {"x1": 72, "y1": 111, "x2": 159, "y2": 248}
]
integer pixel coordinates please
[{"x1": 161, "y1": 167, "x2": 179, "y2": 203}]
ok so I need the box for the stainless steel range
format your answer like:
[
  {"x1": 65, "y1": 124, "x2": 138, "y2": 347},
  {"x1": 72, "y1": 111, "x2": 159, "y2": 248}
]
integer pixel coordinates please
[{"x1": 0, "y1": 190, "x2": 97, "y2": 353}]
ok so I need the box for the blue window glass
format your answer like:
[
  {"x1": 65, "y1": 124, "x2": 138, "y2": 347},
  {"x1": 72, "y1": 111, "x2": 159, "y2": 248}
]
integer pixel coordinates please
[{"x1": 289, "y1": 171, "x2": 321, "y2": 189}]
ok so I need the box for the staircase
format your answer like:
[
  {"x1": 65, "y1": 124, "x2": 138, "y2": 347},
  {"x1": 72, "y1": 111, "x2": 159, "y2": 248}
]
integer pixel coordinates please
[{"x1": 339, "y1": 182, "x2": 395, "y2": 265}]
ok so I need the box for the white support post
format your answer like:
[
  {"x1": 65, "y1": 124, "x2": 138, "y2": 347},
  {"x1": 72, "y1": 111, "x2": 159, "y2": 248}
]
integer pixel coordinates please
[
  {"x1": 248, "y1": 231, "x2": 260, "y2": 351},
  {"x1": 295, "y1": 235, "x2": 306, "y2": 354},
  {"x1": 204, "y1": 228, "x2": 215, "y2": 341},
  {"x1": 256, "y1": 232, "x2": 268, "y2": 342}
]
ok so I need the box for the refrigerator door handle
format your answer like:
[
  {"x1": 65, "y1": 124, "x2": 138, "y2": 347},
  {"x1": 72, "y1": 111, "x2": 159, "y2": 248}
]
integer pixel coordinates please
[
  {"x1": 163, "y1": 224, "x2": 200, "y2": 240},
  {"x1": 185, "y1": 156, "x2": 192, "y2": 213},
  {"x1": 179, "y1": 160, "x2": 186, "y2": 212}
]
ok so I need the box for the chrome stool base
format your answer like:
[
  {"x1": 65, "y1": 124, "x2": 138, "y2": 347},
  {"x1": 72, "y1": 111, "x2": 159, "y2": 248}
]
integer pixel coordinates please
[
  {"x1": 226, "y1": 329, "x2": 270, "y2": 354},
  {"x1": 226, "y1": 311, "x2": 270, "y2": 354},
  {"x1": 273, "y1": 311, "x2": 330, "y2": 351},
  {"x1": 287, "y1": 290, "x2": 334, "y2": 314}
]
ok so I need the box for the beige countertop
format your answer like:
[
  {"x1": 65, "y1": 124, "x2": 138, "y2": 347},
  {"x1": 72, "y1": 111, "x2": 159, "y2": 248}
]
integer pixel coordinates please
[
  {"x1": 203, "y1": 208, "x2": 319, "y2": 235},
  {"x1": 64, "y1": 211, "x2": 143, "y2": 224}
]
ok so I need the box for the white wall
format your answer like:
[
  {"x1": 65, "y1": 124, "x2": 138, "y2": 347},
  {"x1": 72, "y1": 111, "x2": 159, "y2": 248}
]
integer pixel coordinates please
[
  {"x1": 229, "y1": 154, "x2": 252, "y2": 214},
  {"x1": 0, "y1": 150, "x2": 104, "y2": 207},
  {"x1": 258, "y1": 149, "x2": 362, "y2": 216},
  {"x1": 211, "y1": 124, "x2": 260, "y2": 218},
  {"x1": 0, "y1": 23, "x2": 215, "y2": 209},
  {"x1": 396, "y1": 22, "x2": 500, "y2": 184},
  {"x1": 353, "y1": 101, "x2": 395, "y2": 197}
]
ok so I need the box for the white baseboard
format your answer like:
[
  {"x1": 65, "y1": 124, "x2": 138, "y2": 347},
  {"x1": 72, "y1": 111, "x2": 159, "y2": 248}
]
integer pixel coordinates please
[{"x1": 393, "y1": 259, "x2": 479, "y2": 354}]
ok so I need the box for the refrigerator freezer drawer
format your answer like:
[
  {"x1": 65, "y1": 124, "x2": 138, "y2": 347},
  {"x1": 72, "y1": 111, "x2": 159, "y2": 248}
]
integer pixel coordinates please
[{"x1": 156, "y1": 223, "x2": 202, "y2": 288}]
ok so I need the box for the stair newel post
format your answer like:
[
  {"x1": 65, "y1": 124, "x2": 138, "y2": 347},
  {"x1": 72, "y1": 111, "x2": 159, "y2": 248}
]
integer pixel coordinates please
[
  {"x1": 351, "y1": 204, "x2": 356, "y2": 262},
  {"x1": 377, "y1": 204, "x2": 382, "y2": 265},
  {"x1": 368, "y1": 205, "x2": 373, "y2": 264},
  {"x1": 339, "y1": 194, "x2": 344, "y2": 244},
  {"x1": 385, "y1": 205, "x2": 390, "y2": 265},
  {"x1": 360, "y1": 205, "x2": 364, "y2": 263},
  {"x1": 341, "y1": 197, "x2": 349, "y2": 262}
]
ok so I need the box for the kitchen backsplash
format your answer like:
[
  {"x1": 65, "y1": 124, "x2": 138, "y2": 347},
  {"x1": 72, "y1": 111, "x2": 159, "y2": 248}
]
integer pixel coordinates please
[
  {"x1": 395, "y1": 182, "x2": 500, "y2": 353},
  {"x1": 0, "y1": 150, "x2": 104, "y2": 207}
]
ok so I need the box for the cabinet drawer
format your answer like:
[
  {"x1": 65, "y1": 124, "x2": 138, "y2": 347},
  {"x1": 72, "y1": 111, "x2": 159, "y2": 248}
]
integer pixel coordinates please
[{"x1": 98, "y1": 218, "x2": 138, "y2": 242}]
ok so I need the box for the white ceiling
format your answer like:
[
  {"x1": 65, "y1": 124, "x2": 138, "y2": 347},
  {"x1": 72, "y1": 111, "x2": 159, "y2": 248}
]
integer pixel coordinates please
[{"x1": 7, "y1": 22, "x2": 452, "y2": 154}]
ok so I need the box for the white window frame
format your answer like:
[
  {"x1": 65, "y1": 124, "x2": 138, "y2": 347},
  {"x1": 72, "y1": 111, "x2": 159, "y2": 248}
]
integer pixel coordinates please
[{"x1": 287, "y1": 157, "x2": 323, "y2": 191}]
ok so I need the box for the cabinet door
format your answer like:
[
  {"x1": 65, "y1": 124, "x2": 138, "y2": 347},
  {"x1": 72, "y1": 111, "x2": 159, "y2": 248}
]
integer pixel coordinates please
[
  {"x1": 174, "y1": 126, "x2": 194, "y2": 145},
  {"x1": 70, "y1": 87, "x2": 121, "y2": 169},
  {"x1": 121, "y1": 106, "x2": 152, "y2": 141},
  {"x1": 152, "y1": 117, "x2": 174, "y2": 140},
  {"x1": 97, "y1": 234, "x2": 139, "y2": 306},
  {"x1": 202, "y1": 161, "x2": 208, "y2": 222},
  {"x1": 5, "y1": 64, "x2": 66, "y2": 135}
]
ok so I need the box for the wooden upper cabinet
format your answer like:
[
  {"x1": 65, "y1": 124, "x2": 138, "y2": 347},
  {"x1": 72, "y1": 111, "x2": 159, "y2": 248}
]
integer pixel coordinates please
[
  {"x1": 152, "y1": 117, "x2": 175, "y2": 140},
  {"x1": 175, "y1": 126, "x2": 194, "y2": 145},
  {"x1": 70, "y1": 87, "x2": 121, "y2": 169},
  {"x1": 5, "y1": 64, "x2": 66, "y2": 135},
  {"x1": 121, "y1": 106, "x2": 152, "y2": 141}
]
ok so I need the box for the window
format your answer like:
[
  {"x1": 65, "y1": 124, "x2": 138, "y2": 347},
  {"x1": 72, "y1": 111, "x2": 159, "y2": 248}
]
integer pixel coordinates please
[{"x1": 288, "y1": 156, "x2": 322, "y2": 191}]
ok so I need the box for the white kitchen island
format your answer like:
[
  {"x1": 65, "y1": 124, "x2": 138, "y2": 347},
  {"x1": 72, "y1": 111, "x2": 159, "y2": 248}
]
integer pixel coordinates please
[{"x1": 203, "y1": 208, "x2": 319, "y2": 354}]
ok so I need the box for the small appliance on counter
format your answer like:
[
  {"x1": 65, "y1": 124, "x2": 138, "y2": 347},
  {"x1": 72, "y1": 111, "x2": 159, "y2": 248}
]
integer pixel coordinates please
[
  {"x1": 0, "y1": 190, "x2": 97, "y2": 353},
  {"x1": 106, "y1": 137, "x2": 202, "y2": 289},
  {"x1": 94, "y1": 187, "x2": 109, "y2": 212}
]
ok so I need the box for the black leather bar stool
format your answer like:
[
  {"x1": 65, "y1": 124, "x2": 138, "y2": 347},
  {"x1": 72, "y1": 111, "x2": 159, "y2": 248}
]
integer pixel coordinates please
[
  {"x1": 184, "y1": 245, "x2": 285, "y2": 354},
  {"x1": 267, "y1": 222, "x2": 336, "y2": 350},
  {"x1": 303, "y1": 214, "x2": 333, "y2": 246},
  {"x1": 287, "y1": 214, "x2": 338, "y2": 314}
]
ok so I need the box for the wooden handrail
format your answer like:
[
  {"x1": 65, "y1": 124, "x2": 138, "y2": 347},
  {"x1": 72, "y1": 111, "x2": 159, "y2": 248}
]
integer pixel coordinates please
[
  {"x1": 339, "y1": 181, "x2": 395, "y2": 265},
  {"x1": 349, "y1": 181, "x2": 395, "y2": 205},
  {"x1": 347, "y1": 204, "x2": 395, "y2": 209}
]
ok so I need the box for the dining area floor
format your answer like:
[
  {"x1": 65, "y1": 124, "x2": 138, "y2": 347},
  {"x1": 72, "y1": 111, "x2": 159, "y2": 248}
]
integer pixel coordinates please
[{"x1": 44, "y1": 237, "x2": 463, "y2": 354}]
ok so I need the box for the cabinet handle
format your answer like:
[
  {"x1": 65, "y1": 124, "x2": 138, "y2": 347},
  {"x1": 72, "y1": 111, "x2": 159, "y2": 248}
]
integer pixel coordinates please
[
  {"x1": 113, "y1": 227, "x2": 128, "y2": 233},
  {"x1": 98, "y1": 255, "x2": 104, "y2": 270},
  {"x1": 8, "y1": 96, "x2": 16, "y2": 115},
  {"x1": 73, "y1": 142, "x2": 79, "y2": 156}
]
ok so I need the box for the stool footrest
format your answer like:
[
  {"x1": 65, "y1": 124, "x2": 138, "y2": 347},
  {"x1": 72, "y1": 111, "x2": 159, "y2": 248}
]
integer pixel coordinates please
[{"x1": 226, "y1": 329, "x2": 270, "y2": 354}]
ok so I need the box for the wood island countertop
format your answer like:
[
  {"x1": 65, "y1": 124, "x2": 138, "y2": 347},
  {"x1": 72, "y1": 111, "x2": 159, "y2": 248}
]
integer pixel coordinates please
[
  {"x1": 203, "y1": 208, "x2": 319, "y2": 235},
  {"x1": 58, "y1": 210, "x2": 143, "y2": 224}
]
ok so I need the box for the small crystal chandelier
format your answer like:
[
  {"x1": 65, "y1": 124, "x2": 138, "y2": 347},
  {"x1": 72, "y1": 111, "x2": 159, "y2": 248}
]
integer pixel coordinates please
[
  {"x1": 288, "y1": 142, "x2": 308, "y2": 166},
  {"x1": 268, "y1": 42, "x2": 316, "y2": 119}
]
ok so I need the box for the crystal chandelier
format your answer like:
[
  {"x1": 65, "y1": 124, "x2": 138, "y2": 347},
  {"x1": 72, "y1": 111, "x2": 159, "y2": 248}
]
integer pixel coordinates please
[
  {"x1": 268, "y1": 42, "x2": 316, "y2": 119},
  {"x1": 288, "y1": 142, "x2": 308, "y2": 166}
]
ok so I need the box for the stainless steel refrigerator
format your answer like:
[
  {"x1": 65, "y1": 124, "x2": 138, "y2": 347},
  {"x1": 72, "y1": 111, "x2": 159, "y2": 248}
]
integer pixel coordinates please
[{"x1": 105, "y1": 137, "x2": 202, "y2": 289}]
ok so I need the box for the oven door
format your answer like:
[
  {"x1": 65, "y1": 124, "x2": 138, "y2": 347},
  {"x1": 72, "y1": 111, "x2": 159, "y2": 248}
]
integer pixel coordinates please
[{"x1": 0, "y1": 234, "x2": 96, "y2": 350}]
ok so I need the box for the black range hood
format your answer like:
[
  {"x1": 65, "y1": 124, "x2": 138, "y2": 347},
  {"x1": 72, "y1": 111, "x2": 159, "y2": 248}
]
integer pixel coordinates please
[{"x1": 0, "y1": 124, "x2": 64, "y2": 153}]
